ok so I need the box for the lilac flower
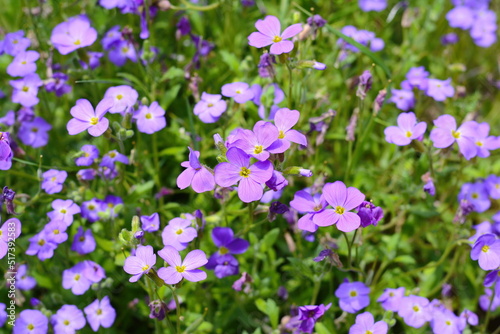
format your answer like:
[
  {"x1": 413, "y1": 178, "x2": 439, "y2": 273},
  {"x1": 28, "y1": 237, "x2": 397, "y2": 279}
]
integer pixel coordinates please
[
  {"x1": 359, "y1": 0, "x2": 387, "y2": 12},
  {"x1": 248, "y1": 15, "x2": 302, "y2": 55},
  {"x1": 16, "y1": 264, "x2": 36, "y2": 290},
  {"x1": 133, "y1": 101, "x2": 166, "y2": 134},
  {"x1": 101, "y1": 25, "x2": 122, "y2": 49},
  {"x1": 398, "y1": 295, "x2": 432, "y2": 328},
  {"x1": 473, "y1": 122, "x2": 500, "y2": 158},
  {"x1": 6, "y1": 50, "x2": 39, "y2": 77},
  {"x1": 141, "y1": 212, "x2": 160, "y2": 232},
  {"x1": 18, "y1": 116, "x2": 52, "y2": 148},
  {"x1": 81, "y1": 260, "x2": 106, "y2": 283},
  {"x1": 206, "y1": 227, "x2": 249, "y2": 271},
  {"x1": 100, "y1": 150, "x2": 129, "y2": 169},
  {"x1": 41, "y1": 169, "x2": 67, "y2": 194},
  {"x1": 384, "y1": 112, "x2": 427, "y2": 146},
  {"x1": 3, "y1": 31, "x2": 31, "y2": 56},
  {"x1": 471, "y1": 234, "x2": 500, "y2": 270},
  {"x1": 389, "y1": 89, "x2": 415, "y2": 111},
  {"x1": 267, "y1": 108, "x2": 308, "y2": 153},
  {"x1": 214, "y1": 147, "x2": 273, "y2": 203},
  {"x1": 430, "y1": 115, "x2": 478, "y2": 159},
  {"x1": 193, "y1": 93, "x2": 227, "y2": 123},
  {"x1": 460, "y1": 309, "x2": 478, "y2": 326},
  {"x1": 430, "y1": 308, "x2": 462, "y2": 334},
  {"x1": 258, "y1": 53, "x2": 276, "y2": 78},
  {"x1": 486, "y1": 175, "x2": 500, "y2": 199},
  {"x1": 426, "y1": 79, "x2": 455, "y2": 101},
  {"x1": 103, "y1": 195, "x2": 123, "y2": 219},
  {"x1": 335, "y1": 281, "x2": 370, "y2": 313},
  {"x1": 0, "y1": 111, "x2": 15, "y2": 127},
  {"x1": 26, "y1": 230, "x2": 57, "y2": 261},
  {"x1": 221, "y1": 82, "x2": 255, "y2": 104},
  {"x1": 10, "y1": 73, "x2": 43, "y2": 107},
  {"x1": 67, "y1": 98, "x2": 113, "y2": 137},
  {"x1": 124, "y1": 245, "x2": 157, "y2": 282},
  {"x1": 13, "y1": 310, "x2": 48, "y2": 334},
  {"x1": 46, "y1": 199, "x2": 80, "y2": 227},
  {"x1": 297, "y1": 303, "x2": 332, "y2": 333},
  {"x1": 104, "y1": 85, "x2": 139, "y2": 114},
  {"x1": 479, "y1": 288, "x2": 500, "y2": 311},
  {"x1": 210, "y1": 254, "x2": 240, "y2": 278},
  {"x1": 458, "y1": 181, "x2": 490, "y2": 213},
  {"x1": 469, "y1": 221, "x2": 493, "y2": 244},
  {"x1": 62, "y1": 263, "x2": 92, "y2": 295},
  {"x1": 349, "y1": 312, "x2": 388, "y2": 334},
  {"x1": 157, "y1": 246, "x2": 208, "y2": 284},
  {"x1": 108, "y1": 40, "x2": 138, "y2": 66},
  {"x1": 84, "y1": 296, "x2": 116, "y2": 332},
  {"x1": 424, "y1": 179, "x2": 436, "y2": 196},
  {"x1": 357, "y1": 201, "x2": 384, "y2": 227},
  {"x1": 405, "y1": 66, "x2": 429, "y2": 90},
  {"x1": 177, "y1": 147, "x2": 215, "y2": 193},
  {"x1": 71, "y1": 227, "x2": 96, "y2": 254},
  {"x1": 0, "y1": 132, "x2": 13, "y2": 170},
  {"x1": 82, "y1": 51, "x2": 104, "y2": 70},
  {"x1": 231, "y1": 121, "x2": 279, "y2": 160},
  {"x1": 80, "y1": 198, "x2": 105, "y2": 223},
  {"x1": 44, "y1": 220, "x2": 68, "y2": 244},
  {"x1": 177, "y1": 17, "x2": 191, "y2": 37},
  {"x1": 51, "y1": 15, "x2": 98, "y2": 55},
  {"x1": 162, "y1": 217, "x2": 198, "y2": 251},
  {"x1": 75, "y1": 145, "x2": 99, "y2": 166},
  {"x1": 45, "y1": 72, "x2": 72, "y2": 97},
  {"x1": 0, "y1": 218, "x2": 21, "y2": 259},
  {"x1": 377, "y1": 287, "x2": 405, "y2": 312},
  {"x1": 290, "y1": 189, "x2": 327, "y2": 232},
  {"x1": 313, "y1": 181, "x2": 365, "y2": 232},
  {"x1": 0, "y1": 303, "x2": 5, "y2": 327},
  {"x1": 51, "y1": 305, "x2": 86, "y2": 334},
  {"x1": 442, "y1": 33, "x2": 459, "y2": 45},
  {"x1": 446, "y1": 6, "x2": 475, "y2": 30}
]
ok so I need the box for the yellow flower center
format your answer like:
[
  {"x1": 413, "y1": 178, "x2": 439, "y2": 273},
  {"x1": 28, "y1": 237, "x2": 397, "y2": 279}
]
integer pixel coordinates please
[
  {"x1": 116, "y1": 94, "x2": 123, "y2": 100},
  {"x1": 121, "y1": 47, "x2": 129, "y2": 53},
  {"x1": 278, "y1": 130, "x2": 285, "y2": 139},
  {"x1": 74, "y1": 39, "x2": 81, "y2": 45},
  {"x1": 88, "y1": 205, "x2": 95, "y2": 210},
  {"x1": 405, "y1": 131, "x2": 412, "y2": 138},
  {"x1": 482, "y1": 245, "x2": 490, "y2": 253},
  {"x1": 272, "y1": 35, "x2": 282, "y2": 43},
  {"x1": 254, "y1": 145, "x2": 263, "y2": 154},
  {"x1": 96, "y1": 308, "x2": 102, "y2": 315},
  {"x1": 64, "y1": 320, "x2": 70, "y2": 326},
  {"x1": 74, "y1": 274, "x2": 81, "y2": 281},
  {"x1": 89, "y1": 117, "x2": 99, "y2": 125},
  {"x1": 38, "y1": 239, "x2": 45, "y2": 246},
  {"x1": 335, "y1": 206, "x2": 345, "y2": 215},
  {"x1": 240, "y1": 167, "x2": 251, "y2": 178},
  {"x1": 27, "y1": 324, "x2": 35, "y2": 330},
  {"x1": 145, "y1": 113, "x2": 152, "y2": 119},
  {"x1": 176, "y1": 265, "x2": 186, "y2": 273},
  {"x1": 51, "y1": 176, "x2": 57, "y2": 182},
  {"x1": 53, "y1": 229, "x2": 60, "y2": 235},
  {"x1": 13, "y1": 39, "x2": 19, "y2": 44},
  {"x1": 21, "y1": 61, "x2": 27, "y2": 65},
  {"x1": 365, "y1": 331, "x2": 373, "y2": 334},
  {"x1": 79, "y1": 236, "x2": 85, "y2": 242},
  {"x1": 349, "y1": 290, "x2": 358, "y2": 297},
  {"x1": 236, "y1": 90, "x2": 242, "y2": 94},
  {"x1": 142, "y1": 265, "x2": 150, "y2": 271},
  {"x1": 219, "y1": 246, "x2": 229, "y2": 254},
  {"x1": 471, "y1": 193, "x2": 479, "y2": 199},
  {"x1": 445, "y1": 320, "x2": 451, "y2": 326},
  {"x1": 84, "y1": 152, "x2": 90, "y2": 157},
  {"x1": 176, "y1": 229, "x2": 183, "y2": 235},
  {"x1": 22, "y1": 86, "x2": 29, "y2": 92},
  {"x1": 31, "y1": 127, "x2": 39, "y2": 133},
  {"x1": 389, "y1": 292, "x2": 394, "y2": 297},
  {"x1": 451, "y1": 130, "x2": 461, "y2": 139},
  {"x1": 476, "y1": 141, "x2": 483, "y2": 147},
  {"x1": 107, "y1": 203, "x2": 114, "y2": 208},
  {"x1": 413, "y1": 305, "x2": 420, "y2": 312},
  {"x1": 109, "y1": 152, "x2": 117, "y2": 158},
  {"x1": 313, "y1": 205, "x2": 322, "y2": 212},
  {"x1": 207, "y1": 103, "x2": 214, "y2": 107}
]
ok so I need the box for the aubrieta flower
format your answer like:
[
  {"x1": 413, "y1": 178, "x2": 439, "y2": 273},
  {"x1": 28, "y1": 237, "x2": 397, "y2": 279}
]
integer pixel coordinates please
[
  {"x1": 473, "y1": 122, "x2": 500, "y2": 158},
  {"x1": 479, "y1": 288, "x2": 500, "y2": 311},
  {"x1": 446, "y1": 6, "x2": 475, "y2": 29},
  {"x1": 335, "y1": 280, "x2": 370, "y2": 313},
  {"x1": 124, "y1": 245, "x2": 157, "y2": 282},
  {"x1": 141, "y1": 212, "x2": 160, "y2": 232},
  {"x1": 16, "y1": 264, "x2": 37, "y2": 290},
  {"x1": 430, "y1": 115, "x2": 478, "y2": 159},
  {"x1": 0, "y1": 132, "x2": 13, "y2": 170},
  {"x1": 210, "y1": 254, "x2": 240, "y2": 278},
  {"x1": 44, "y1": 220, "x2": 68, "y2": 244},
  {"x1": 75, "y1": 144, "x2": 99, "y2": 166},
  {"x1": 426, "y1": 78, "x2": 455, "y2": 101},
  {"x1": 13, "y1": 309, "x2": 48, "y2": 334},
  {"x1": 84, "y1": 296, "x2": 116, "y2": 332},
  {"x1": 398, "y1": 295, "x2": 432, "y2": 328},
  {"x1": 290, "y1": 189, "x2": 327, "y2": 232},
  {"x1": 377, "y1": 287, "x2": 405, "y2": 312},
  {"x1": 430, "y1": 308, "x2": 463, "y2": 334},
  {"x1": 71, "y1": 227, "x2": 96, "y2": 254},
  {"x1": 51, "y1": 15, "x2": 98, "y2": 55},
  {"x1": 6, "y1": 50, "x2": 39, "y2": 77},
  {"x1": 349, "y1": 312, "x2": 388, "y2": 334},
  {"x1": 221, "y1": 82, "x2": 255, "y2": 104},
  {"x1": 157, "y1": 246, "x2": 208, "y2": 284},
  {"x1": 231, "y1": 121, "x2": 279, "y2": 160},
  {"x1": 404, "y1": 66, "x2": 429, "y2": 90},
  {"x1": 359, "y1": 0, "x2": 387, "y2": 12},
  {"x1": 162, "y1": 217, "x2": 198, "y2": 251},
  {"x1": 108, "y1": 40, "x2": 138, "y2": 66},
  {"x1": 459, "y1": 309, "x2": 478, "y2": 326},
  {"x1": 47, "y1": 199, "x2": 80, "y2": 227},
  {"x1": 133, "y1": 101, "x2": 166, "y2": 134},
  {"x1": 80, "y1": 198, "x2": 105, "y2": 223},
  {"x1": 357, "y1": 201, "x2": 384, "y2": 227},
  {"x1": 486, "y1": 175, "x2": 500, "y2": 199},
  {"x1": 214, "y1": 147, "x2": 273, "y2": 203},
  {"x1": 389, "y1": 89, "x2": 415, "y2": 111},
  {"x1": 247, "y1": 15, "x2": 302, "y2": 55},
  {"x1": 3, "y1": 30, "x2": 31, "y2": 56},
  {"x1": 104, "y1": 85, "x2": 139, "y2": 114},
  {"x1": 177, "y1": 147, "x2": 216, "y2": 193},
  {"x1": 384, "y1": 112, "x2": 427, "y2": 146},
  {"x1": 258, "y1": 53, "x2": 276, "y2": 78},
  {"x1": 10, "y1": 73, "x2": 43, "y2": 107},
  {"x1": 45, "y1": 72, "x2": 72, "y2": 97},
  {"x1": 337, "y1": 26, "x2": 385, "y2": 53},
  {"x1": 62, "y1": 261, "x2": 105, "y2": 295},
  {"x1": 26, "y1": 230, "x2": 57, "y2": 261},
  {"x1": 193, "y1": 92, "x2": 227, "y2": 123},
  {"x1": 313, "y1": 181, "x2": 365, "y2": 232},
  {"x1": 51, "y1": 305, "x2": 86, "y2": 334},
  {"x1": 441, "y1": 32, "x2": 459, "y2": 45},
  {"x1": 471, "y1": 234, "x2": 500, "y2": 270},
  {"x1": 458, "y1": 181, "x2": 490, "y2": 213},
  {"x1": 268, "y1": 108, "x2": 308, "y2": 152},
  {"x1": 206, "y1": 227, "x2": 249, "y2": 275},
  {"x1": 41, "y1": 169, "x2": 67, "y2": 194},
  {"x1": 18, "y1": 116, "x2": 52, "y2": 148},
  {"x1": 297, "y1": 303, "x2": 332, "y2": 333},
  {"x1": 100, "y1": 149, "x2": 129, "y2": 169},
  {"x1": 67, "y1": 98, "x2": 113, "y2": 137},
  {"x1": 0, "y1": 218, "x2": 21, "y2": 259}
]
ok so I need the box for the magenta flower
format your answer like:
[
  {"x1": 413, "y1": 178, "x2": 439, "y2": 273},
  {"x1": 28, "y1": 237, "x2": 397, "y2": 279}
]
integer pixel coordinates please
[
  {"x1": 335, "y1": 281, "x2": 370, "y2": 313},
  {"x1": 384, "y1": 112, "x2": 427, "y2": 146},
  {"x1": 214, "y1": 147, "x2": 273, "y2": 203},
  {"x1": 398, "y1": 295, "x2": 432, "y2": 328},
  {"x1": 430, "y1": 115, "x2": 478, "y2": 159},
  {"x1": 349, "y1": 312, "x2": 388, "y2": 334},
  {"x1": 161, "y1": 217, "x2": 198, "y2": 251},
  {"x1": 50, "y1": 15, "x2": 98, "y2": 55},
  {"x1": 267, "y1": 108, "x2": 308, "y2": 153},
  {"x1": 133, "y1": 101, "x2": 167, "y2": 134},
  {"x1": 104, "y1": 85, "x2": 139, "y2": 114},
  {"x1": 193, "y1": 92, "x2": 227, "y2": 123},
  {"x1": 157, "y1": 246, "x2": 208, "y2": 284},
  {"x1": 177, "y1": 147, "x2": 215, "y2": 193},
  {"x1": 290, "y1": 189, "x2": 327, "y2": 232},
  {"x1": 124, "y1": 245, "x2": 157, "y2": 282},
  {"x1": 221, "y1": 82, "x2": 255, "y2": 104},
  {"x1": 84, "y1": 296, "x2": 116, "y2": 332},
  {"x1": 231, "y1": 121, "x2": 279, "y2": 161},
  {"x1": 7, "y1": 50, "x2": 39, "y2": 77},
  {"x1": 471, "y1": 234, "x2": 500, "y2": 270},
  {"x1": 426, "y1": 78, "x2": 455, "y2": 101},
  {"x1": 41, "y1": 169, "x2": 67, "y2": 194},
  {"x1": 67, "y1": 98, "x2": 113, "y2": 137},
  {"x1": 313, "y1": 181, "x2": 365, "y2": 232},
  {"x1": 248, "y1": 15, "x2": 302, "y2": 55}
]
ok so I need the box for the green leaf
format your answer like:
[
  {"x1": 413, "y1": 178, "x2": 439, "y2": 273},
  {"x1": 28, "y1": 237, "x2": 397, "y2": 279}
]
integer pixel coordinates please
[
  {"x1": 219, "y1": 50, "x2": 240, "y2": 73},
  {"x1": 95, "y1": 236, "x2": 115, "y2": 252},
  {"x1": 266, "y1": 299, "x2": 279, "y2": 329},
  {"x1": 160, "y1": 67, "x2": 185, "y2": 82},
  {"x1": 260, "y1": 228, "x2": 280, "y2": 252},
  {"x1": 32, "y1": 272, "x2": 54, "y2": 289},
  {"x1": 161, "y1": 84, "x2": 182, "y2": 110},
  {"x1": 314, "y1": 323, "x2": 332, "y2": 334},
  {"x1": 255, "y1": 298, "x2": 267, "y2": 314},
  {"x1": 393, "y1": 255, "x2": 416, "y2": 265}
]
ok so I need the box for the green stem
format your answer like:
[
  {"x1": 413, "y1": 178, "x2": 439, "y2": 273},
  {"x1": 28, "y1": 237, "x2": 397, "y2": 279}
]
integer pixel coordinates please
[
  {"x1": 167, "y1": 285, "x2": 182, "y2": 333},
  {"x1": 287, "y1": 62, "x2": 293, "y2": 108},
  {"x1": 482, "y1": 281, "x2": 497, "y2": 334}
]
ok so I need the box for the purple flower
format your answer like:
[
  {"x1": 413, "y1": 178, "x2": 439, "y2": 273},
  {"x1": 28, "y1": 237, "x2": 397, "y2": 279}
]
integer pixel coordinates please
[
  {"x1": 13, "y1": 310, "x2": 48, "y2": 334},
  {"x1": 473, "y1": 122, "x2": 500, "y2": 158},
  {"x1": 3, "y1": 31, "x2": 31, "y2": 56},
  {"x1": 268, "y1": 108, "x2": 308, "y2": 153},
  {"x1": 206, "y1": 227, "x2": 249, "y2": 271},
  {"x1": 248, "y1": 15, "x2": 302, "y2": 55},
  {"x1": 232, "y1": 272, "x2": 252, "y2": 292},
  {"x1": 442, "y1": 33, "x2": 459, "y2": 45},
  {"x1": 460, "y1": 309, "x2": 478, "y2": 326},
  {"x1": 18, "y1": 116, "x2": 52, "y2": 148},
  {"x1": 100, "y1": 150, "x2": 129, "y2": 169},
  {"x1": 231, "y1": 121, "x2": 279, "y2": 160},
  {"x1": 290, "y1": 189, "x2": 327, "y2": 232},
  {"x1": 71, "y1": 227, "x2": 96, "y2": 254},
  {"x1": 177, "y1": 16, "x2": 191, "y2": 36},
  {"x1": 10, "y1": 73, "x2": 43, "y2": 107},
  {"x1": 258, "y1": 53, "x2": 276, "y2": 78},
  {"x1": 51, "y1": 305, "x2": 86, "y2": 334},
  {"x1": 177, "y1": 147, "x2": 216, "y2": 193},
  {"x1": 62, "y1": 262, "x2": 92, "y2": 295},
  {"x1": 26, "y1": 230, "x2": 57, "y2": 261},
  {"x1": 221, "y1": 82, "x2": 255, "y2": 104},
  {"x1": 104, "y1": 85, "x2": 139, "y2": 114},
  {"x1": 15, "y1": 264, "x2": 36, "y2": 290},
  {"x1": 398, "y1": 295, "x2": 432, "y2": 328},
  {"x1": 335, "y1": 281, "x2": 370, "y2": 313},
  {"x1": 430, "y1": 308, "x2": 462, "y2": 334},
  {"x1": 377, "y1": 287, "x2": 405, "y2": 312},
  {"x1": 349, "y1": 312, "x2": 388, "y2": 334},
  {"x1": 44, "y1": 220, "x2": 68, "y2": 244},
  {"x1": 1, "y1": 219, "x2": 21, "y2": 258},
  {"x1": 162, "y1": 217, "x2": 197, "y2": 250},
  {"x1": 405, "y1": 66, "x2": 429, "y2": 90},
  {"x1": 45, "y1": 72, "x2": 72, "y2": 97},
  {"x1": 41, "y1": 169, "x2": 67, "y2": 194},
  {"x1": 141, "y1": 212, "x2": 160, "y2": 232},
  {"x1": 51, "y1": 15, "x2": 98, "y2": 55},
  {"x1": 82, "y1": 51, "x2": 104, "y2": 70},
  {"x1": 211, "y1": 254, "x2": 240, "y2": 278},
  {"x1": 75, "y1": 145, "x2": 99, "y2": 166},
  {"x1": 297, "y1": 303, "x2": 332, "y2": 333},
  {"x1": 80, "y1": 198, "x2": 105, "y2": 223},
  {"x1": 357, "y1": 201, "x2": 384, "y2": 227},
  {"x1": 193, "y1": 92, "x2": 227, "y2": 123},
  {"x1": 124, "y1": 245, "x2": 157, "y2": 282},
  {"x1": 426, "y1": 78, "x2": 455, "y2": 101},
  {"x1": 0, "y1": 111, "x2": 15, "y2": 127},
  {"x1": 313, "y1": 181, "x2": 365, "y2": 232},
  {"x1": 458, "y1": 181, "x2": 490, "y2": 213},
  {"x1": 157, "y1": 246, "x2": 208, "y2": 284},
  {"x1": 7, "y1": 50, "x2": 39, "y2": 77},
  {"x1": 108, "y1": 40, "x2": 138, "y2": 66},
  {"x1": 0, "y1": 303, "x2": 6, "y2": 327},
  {"x1": 384, "y1": 112, "x2": 427, "y2": 146},
  {"x1": 84, "y1": 296, "x2": 116, "y2": 332},
  {"x1": 389, "y1": 89, "x2": 415, "y2": 111},
  {"x1": 471, "y1": 234, "x2": 500, "y2": 270},
  {"x1": 430, "y1": 115, "x2": 478, "y2": 159},
  {"x1": 359, "y1": 0, "x2": 387, "y2": 12},
  {"x1": 479, "y1": 288, "x2": 500, "y2": 311},
  {"x1": 0, "y1": 132, "x2": 13, "y2": 170},
  {"x1": 446, "y1": 6, "x2": 475, "y2": 30},
  {"x1": 133, "y1": 101, "x2": 166, "y2": 134},
  {"x1": 101, "y1": 25, "x2": 122, "y2": 49},
  {"x1": 486, "y1": 175, "x2": 500, "y2": 199},
  {"x1": 214, "y1": 147, "x2": 273, "y2": 203},
  {"x1": 46, "y1": 199, "x2": 80, "y2": 227},
  {"x1": 67, "y1": 98, "x2": 113, "y2": 137}
]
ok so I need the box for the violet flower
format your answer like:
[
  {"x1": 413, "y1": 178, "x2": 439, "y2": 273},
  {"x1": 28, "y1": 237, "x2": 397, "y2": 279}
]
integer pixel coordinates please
[
  {"x1": 157, "y1": 246, "x2": 208, "y2": 284},
  {"x1": 133, "y1": 101, "x2": 167, "y2": 134},
  {"x1": 13, "y1": 310, "x2": 48, "y2": 334},
  {"x1": 231, "y1": 121, "x2": 279, "y2": 161},
  {"x1": 51, "y1": 305, "x2": 86, "y2": 334},
  {"x1": 359, "y1": 0, "x2": 387, "y2": 12},
  {"x1": 384, "y1": 112, "x2": 427, "y2": 146},
  {"x1": 389, "y1": 89, "x2": 415, "y2": 111},
  {"x1": 3, "y1": 31, "x2": 31, "y2": 56},
  {"x1": 268, "y1": 108, "x2": 308, "y2": 153},
  {"x1": 41, "y1": 169, "x2": 67, "y2": 194},
  {"x1": 10, "y1": 73, "x2": 43, "y2": 107},
  {"x1": 430, "y1": 115, "x2": 478, "y2": 159},
  {"x1": 141, "y1": 212, "x2": 161, "y2": 232},
  {"x1": 177, "y1": 147, "x2": 215, "y2": 193},
  {"x1": 221, "y1": 82, "x2": 255, "y2": 104},
  {"x1": 349, "y1": 312, "x2": 388, "y2": 334},
  {"x1": 7, "y1": 50, "x2": 39, "y2": 77},
  {"x1": 51, "y1": 15, "x2": 98, "y2": 55},
  {"x1": 0, "y1": 132, "x2": 13, "y2": 170},
  {"x1": 297, "y1": 303, "x2": 331, "y2": 333},
  {"x1": 0, "y1": 218, "x2": 21, "y2": 259},
  {"x1": 15, "y1": 264, "x2": 36, "y2": 290},
  {"x1": 398, "y1": 295, "x2": 432, "y2": 328},
  {"x1": 247, "y1": 15, "x2": 302, "y2": 55},
  {"x1": 471, "y1": 234, "x2": 500, "y2": 270},
  {"x1": 104, "y1": 85, "x2": 139, "y2": 114},
  {"x1": 71, "y1": 227, "x2": 96, "y2": 254},
  {"x1": 84, "y1": 296, "x2": 116, "y2": 332},
  {"x1": 290, "y1": 189, "x2": 327, "y2": 232},
  {"x1": 193, "y1": 92, "x2": 227, "y2": 123},
  {"x1": 75, "y1": 144, "x2": 99, "y2": 166},
  {"x1": 426, "y1": 78, "x2": 455, "y2": 101},
  {"x1": 18, "y1": 116, "x2": 52, "y2": 148},
  {"x1": 377, "y1": 287, "x2": 405, "y2": 312},
  {"x1": 124, "y1": 245, "x2": 157, "y2": 282},
  {"x1": 161, "y1": 217, "x2": 197, "y2": 251},
  {"x1": 67, "y1": 98, "x2": 113, "y2": 137},
  {"x1": 357, "y1": 201, "x2": 384, "y2": 227},
  {"x1": 335, "y1": 280, "x2": 370, "y2": 313}
]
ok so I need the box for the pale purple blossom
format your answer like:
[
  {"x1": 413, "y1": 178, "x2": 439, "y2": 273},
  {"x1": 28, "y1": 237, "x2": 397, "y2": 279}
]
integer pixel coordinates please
[
  {"x1": 41, "y1": 169, "x2": 67, "y2": 194},
  {"x1": 104, "y1": 85, "x2": 138, "y2": 114},
  {"x1": 67, "y1": 99, "x2": 113, "y2": 137},
  {"x1": 426, "y1": 78, "x2": 455, "y2": 101},
  {"x1": 18, "y1": 116, "x2": 52, "y2": 148},
  {"x1": 177, "y1": 147, "x2": 215, "y2": 193},
  {"x1": 194, "y1": 92, "x2": 227, "y2": 123},
  {"x1": 133, "y1": 101, "x2": 167, "y2": 134},
  {"x1": 84, "y1": 296, "x2": 116, "y2": 332},
  {"x1": 471, "y1": 234, "x2": 500, "y2": 270},
  {"x1": 335, "y1": 280, "x2": 370, "y2": 313},
  {"x1": 141, "y1": 212, "x2": 161, "y2": 232},
  {"x1": 398, "y1": 295, "x2": 432, "y2": 328},
  {"x1": 221, "y1": 82, "x2": 255, "y2": 104},
  {"x1": 7, "y1": 50, "x2": 39, "y2": 77},
  {"x1": 384, "y1": 112, "x2": 427, "y2": 146},
  {"x1": 71, "y1": 227, "x2": 96, "y2": 254},
  {"x1": 51, "y1": 305, "x2": 86, "y2": 334},
  {"x1": 157, "y1": 246, "x2": 208, "y2": 284},
  {"x1": 75, "y1": 145, "x2": 99, "y2": 166},
  {"x1": 124, "y1": 245, "x2": 157, "y2": 282},
  {"x1": 162, "y1": 217, "x2": 197, "y2": 251},
  {"x1": 231, "y1": 121, "x2": 279, "y2": 161},
  {"x1": 247, "y1": 15, "x2": 302, "y2": 55},
  {"x1": 349, "y1": 312, "x2": 388, "y2": 334},
  {"x1": 51, "y1": 15, "x2": 98, "y2": 55},
  {"x1": 10, "y1": 73, "x2": 43, "y2": 107}
]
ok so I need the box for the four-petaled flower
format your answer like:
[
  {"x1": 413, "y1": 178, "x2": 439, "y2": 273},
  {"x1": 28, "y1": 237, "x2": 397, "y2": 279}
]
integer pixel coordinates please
[
  {"x1": 157, "y1": 246, "x2": 208, "y2": 285},
  {"x1": 67, "y1": 98, "x2": 113, "y2": 137},
  {"x1": 248, "y1": 15, "x2": 302, "y2": 55},
  {"x1": 123, "y1": 245, "x2": 157, "y2": 282},
  {"x1": 384, "y1": 112, "x2": 427, "y2": 146}
]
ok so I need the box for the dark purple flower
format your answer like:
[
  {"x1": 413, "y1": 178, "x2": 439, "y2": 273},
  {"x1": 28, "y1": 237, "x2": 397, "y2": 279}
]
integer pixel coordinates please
[
  {"x1": 211, "y1": 254, "x2": 239, "y2": 278},
  {"x1": 206, "y1": 227, "x2": 249, "y2": 272},
  {"x1": 258, "y1": 53, "x2": 276, "y2": 78},
  {"x1": 149, "y1": 300, "x2": 168, "y2": 320},
  {"x1": 176, "y1": 17, "x2": 191, "y2": 36},
  {"x1": 297, "y1": 303, "x2": 331, "y2": 333},
  {"x1": 441, "y1": 33, "x2": 459, "y2": 45},
  {"x1": 45, "y1": 72, "x2": 72, "y2": 97},
  {"x1": 357, "y1": 201, "x2": 384, "y2": 227}
]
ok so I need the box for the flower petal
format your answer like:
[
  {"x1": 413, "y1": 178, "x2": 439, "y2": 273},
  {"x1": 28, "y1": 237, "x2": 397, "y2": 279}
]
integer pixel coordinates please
[
  {"x1": 182, "y1": 269, "x2": 207, "y2": 282},
  {"x1": 182, "y1": 249, "x2": 208, "y2": 270},
  {"x1": 238, "y1": 178, "x2": 263, "y2": 203},
  {"x1": 336, "y1": 212, "x2": 361, "y2": 232},
  {"x1": 270, "y1": 40, "x2": 294, "y2": 55},
  {"x1": 323, "y1": 181, "x2": 347, "y2": 207},
  {"x1": 157, "y1": 267, "x2": 183, "y2": 285},
  {"x1": 158, "y1": 246, "x2": 181, "y2": 267},
  {"x1": 255, "y1": 15, "x2": 281, "y2": 38}
]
